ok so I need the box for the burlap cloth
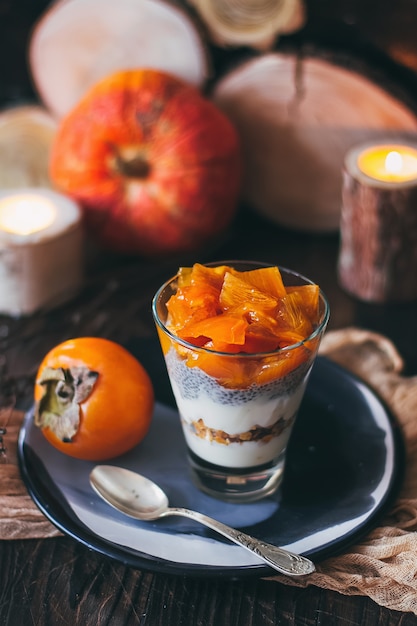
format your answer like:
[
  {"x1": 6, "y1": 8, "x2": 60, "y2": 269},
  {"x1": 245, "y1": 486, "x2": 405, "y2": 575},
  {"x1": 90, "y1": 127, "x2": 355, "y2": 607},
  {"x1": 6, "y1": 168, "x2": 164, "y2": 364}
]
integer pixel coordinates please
[{"x1": 2, "y1": 327, "x2": 417, "y2": 613}]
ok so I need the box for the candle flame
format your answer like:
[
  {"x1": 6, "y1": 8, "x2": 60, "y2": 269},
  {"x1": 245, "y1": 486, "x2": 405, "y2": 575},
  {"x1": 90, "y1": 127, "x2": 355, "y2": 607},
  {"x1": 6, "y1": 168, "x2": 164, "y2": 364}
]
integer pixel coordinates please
[
  {"x1": 0, "y1": 194, "x2": 56, "y2": 235},
  {"x1": 357, "y1": 144, "x2": 417, "y2": 182},
  {"x1": 385, "y1": 151, "x2": 403, "y2": 175}
]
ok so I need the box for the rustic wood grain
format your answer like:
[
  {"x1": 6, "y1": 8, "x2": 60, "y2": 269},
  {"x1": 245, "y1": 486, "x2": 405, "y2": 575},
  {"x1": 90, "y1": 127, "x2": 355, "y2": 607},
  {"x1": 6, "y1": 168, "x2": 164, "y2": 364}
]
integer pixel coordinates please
[{"x1": 1, "y1": 536, "x2": 417, "y2": 625}]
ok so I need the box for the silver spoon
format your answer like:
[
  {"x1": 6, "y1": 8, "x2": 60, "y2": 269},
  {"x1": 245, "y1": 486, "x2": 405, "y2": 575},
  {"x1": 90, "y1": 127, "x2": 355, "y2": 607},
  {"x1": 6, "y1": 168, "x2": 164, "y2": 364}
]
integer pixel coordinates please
[{"x1": 89, "y1": 465, "x2": 315, "y2": 576}]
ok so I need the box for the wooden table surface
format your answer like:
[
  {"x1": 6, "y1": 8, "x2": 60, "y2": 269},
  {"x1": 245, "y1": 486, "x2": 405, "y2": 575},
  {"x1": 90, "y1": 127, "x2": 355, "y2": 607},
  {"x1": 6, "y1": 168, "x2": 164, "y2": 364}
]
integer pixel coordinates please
[{"x1": 1, "y1": 209, "x2": 417, "y2": 626}]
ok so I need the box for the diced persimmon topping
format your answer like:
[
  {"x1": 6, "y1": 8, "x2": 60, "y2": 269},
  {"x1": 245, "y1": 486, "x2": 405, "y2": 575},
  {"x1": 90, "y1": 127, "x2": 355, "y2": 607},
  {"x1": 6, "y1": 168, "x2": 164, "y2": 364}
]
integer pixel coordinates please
[
  {"x1": 179, "y1": 263, "x2": 231, "y2": 291},
  {"x1": 179, "y1": 315, "x2": 248, "y2": 350},
  {"x1": 219, "y1": 272, "x2": 278, "y2": 313},
  {"x1": 286, "y1": 285, "x2": 320, "y2": 320},
  {"x1": 239, "y1": 266, "x2": 287, "y2": 299},
  {"x1": 165, "y1": 264, "x2": 321, "y2": 387},
  {"x1": 166, "y1": 283, "x2": 220, "y2": 333}
]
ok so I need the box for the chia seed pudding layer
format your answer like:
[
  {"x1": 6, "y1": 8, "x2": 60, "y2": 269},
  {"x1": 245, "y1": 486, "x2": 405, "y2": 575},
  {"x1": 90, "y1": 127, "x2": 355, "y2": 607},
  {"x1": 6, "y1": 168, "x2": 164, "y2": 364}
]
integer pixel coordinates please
[{"x1": 165, "y1": 347, "x2": 313, "y2": 404}]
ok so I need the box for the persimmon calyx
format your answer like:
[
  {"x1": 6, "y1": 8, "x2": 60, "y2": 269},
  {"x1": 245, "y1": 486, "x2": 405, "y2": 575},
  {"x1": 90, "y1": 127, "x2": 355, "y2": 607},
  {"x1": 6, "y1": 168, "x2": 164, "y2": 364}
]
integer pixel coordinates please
[{"x1": 34, "y1": 366, "x2": 99, "y2": 442}]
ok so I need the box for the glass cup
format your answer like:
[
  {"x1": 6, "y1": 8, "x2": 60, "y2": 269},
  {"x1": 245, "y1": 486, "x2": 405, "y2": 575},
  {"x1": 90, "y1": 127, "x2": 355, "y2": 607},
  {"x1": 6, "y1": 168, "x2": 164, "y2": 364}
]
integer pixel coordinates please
[{"x1": 152, "y1": 261, "x2": 330, "y2": 502}]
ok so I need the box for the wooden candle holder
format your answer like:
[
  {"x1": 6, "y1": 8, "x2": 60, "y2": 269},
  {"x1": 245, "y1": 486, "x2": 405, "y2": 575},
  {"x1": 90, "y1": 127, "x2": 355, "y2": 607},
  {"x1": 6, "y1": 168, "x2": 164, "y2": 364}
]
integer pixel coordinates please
[{"x1": 338, "y1": 142, "x2": 417, "y2": 303}]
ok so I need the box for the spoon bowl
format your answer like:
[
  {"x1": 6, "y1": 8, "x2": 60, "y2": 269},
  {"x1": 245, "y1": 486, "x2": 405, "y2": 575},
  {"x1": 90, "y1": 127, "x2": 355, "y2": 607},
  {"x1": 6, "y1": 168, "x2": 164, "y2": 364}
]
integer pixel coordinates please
[
  {"x1": 90, "y1": 465, "x2": 169, "y2": 520},
  {"x1": 90, "y1": 465, "x2": 316, "y2": 577}
]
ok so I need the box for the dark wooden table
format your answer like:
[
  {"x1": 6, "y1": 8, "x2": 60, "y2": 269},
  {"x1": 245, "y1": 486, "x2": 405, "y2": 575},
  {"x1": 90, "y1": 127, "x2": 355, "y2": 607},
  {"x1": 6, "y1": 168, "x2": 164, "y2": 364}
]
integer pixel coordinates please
[
  {"x1": 1, "y1": 209, "x2": 417, "y2": 626},
  {"x1": 2, "y1": 2, "x2": 417, "y2": 623}
]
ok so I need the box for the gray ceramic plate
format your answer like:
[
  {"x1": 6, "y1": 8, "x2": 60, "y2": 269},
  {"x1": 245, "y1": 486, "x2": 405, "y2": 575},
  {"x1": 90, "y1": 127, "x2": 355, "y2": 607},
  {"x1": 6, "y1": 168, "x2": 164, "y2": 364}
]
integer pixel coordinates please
[{"x1": 18, "y1": 356, "x2": 404, "y2": 578}]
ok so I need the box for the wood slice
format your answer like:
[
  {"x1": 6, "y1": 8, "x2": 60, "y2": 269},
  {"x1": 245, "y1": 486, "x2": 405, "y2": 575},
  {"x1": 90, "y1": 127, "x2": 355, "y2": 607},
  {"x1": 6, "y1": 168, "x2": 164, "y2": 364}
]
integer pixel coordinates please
[
  {"x1": 29, "y1": 0, "x2": 210, "y2": 119},
  {"x1": 187, "y1": 0, "x2": 305, "y2": 50},
  {"x1": 212, "y1": 53, "x2": 417, "y2": 232},
  {"x1": 0, "y1": 105, "x2": 57, "y2": 189}
]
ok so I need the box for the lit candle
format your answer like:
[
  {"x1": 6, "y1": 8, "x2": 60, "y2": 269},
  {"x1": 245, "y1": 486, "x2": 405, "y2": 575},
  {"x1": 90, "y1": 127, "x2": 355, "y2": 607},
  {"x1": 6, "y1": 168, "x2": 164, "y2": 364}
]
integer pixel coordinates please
[
  {"x1": 338, "y1": 141, "x2": 417, "y2": 302},
  {"x1": 356, "y1": 144, "x2": 417, "y2": 184},
  {"x1": 0, "y1": 193, "x2": 56, "y2": 236},
  {"x1": 0, "y1": 188, "x2": 83, "y2": 315}
]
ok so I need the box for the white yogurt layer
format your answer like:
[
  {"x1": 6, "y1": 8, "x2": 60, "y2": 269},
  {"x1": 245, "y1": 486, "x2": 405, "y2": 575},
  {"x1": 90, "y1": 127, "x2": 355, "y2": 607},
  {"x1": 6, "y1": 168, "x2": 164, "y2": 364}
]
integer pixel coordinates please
[
  {"x1": 168, "y1": 354, "x2": 309, "y2": 468},
  {"x1": 183, "y1": 419, "x2": 294, "y2": 467},
  {"x1": 171, "y1": 380, "x2": 306, "y2": 434}
]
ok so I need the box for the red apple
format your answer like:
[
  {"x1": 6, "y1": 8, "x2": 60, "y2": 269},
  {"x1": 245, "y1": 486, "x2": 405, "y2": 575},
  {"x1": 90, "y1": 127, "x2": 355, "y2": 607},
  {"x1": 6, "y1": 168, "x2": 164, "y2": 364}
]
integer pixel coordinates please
[{"x1": 49, "y1": 69, "x2": 242, "y2": 256}]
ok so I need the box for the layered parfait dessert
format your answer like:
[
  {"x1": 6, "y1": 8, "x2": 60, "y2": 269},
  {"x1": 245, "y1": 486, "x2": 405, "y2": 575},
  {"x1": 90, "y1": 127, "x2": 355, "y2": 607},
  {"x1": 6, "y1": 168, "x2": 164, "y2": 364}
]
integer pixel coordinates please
[{"x1": 153, "y1": 261, "x2": 329, "y2": 500}]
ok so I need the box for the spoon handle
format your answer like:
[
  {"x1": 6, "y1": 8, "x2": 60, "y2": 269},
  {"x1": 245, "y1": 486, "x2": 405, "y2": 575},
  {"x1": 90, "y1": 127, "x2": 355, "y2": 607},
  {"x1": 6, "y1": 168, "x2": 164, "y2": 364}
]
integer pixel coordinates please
[{"x1": 165, "y1": 507, "x2": 315, "y2": 576}]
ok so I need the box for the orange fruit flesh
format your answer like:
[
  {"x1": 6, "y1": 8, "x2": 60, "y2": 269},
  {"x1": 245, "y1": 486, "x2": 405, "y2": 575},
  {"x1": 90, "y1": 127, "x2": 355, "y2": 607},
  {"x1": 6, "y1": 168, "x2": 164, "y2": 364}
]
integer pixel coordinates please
[{"x1": 165, "y1": 264, "x2": 321, "y2": 388}]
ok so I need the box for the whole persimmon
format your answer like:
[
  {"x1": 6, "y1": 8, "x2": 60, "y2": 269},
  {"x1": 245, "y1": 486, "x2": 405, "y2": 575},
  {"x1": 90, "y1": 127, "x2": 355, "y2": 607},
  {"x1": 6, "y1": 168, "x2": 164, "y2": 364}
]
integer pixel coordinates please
[
  {"x1": 33, "y1": 337, "x2": 154, "y2": 461},
  {"x1": 49, "y1": 68, "x2": 242, "y2": 256}
]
